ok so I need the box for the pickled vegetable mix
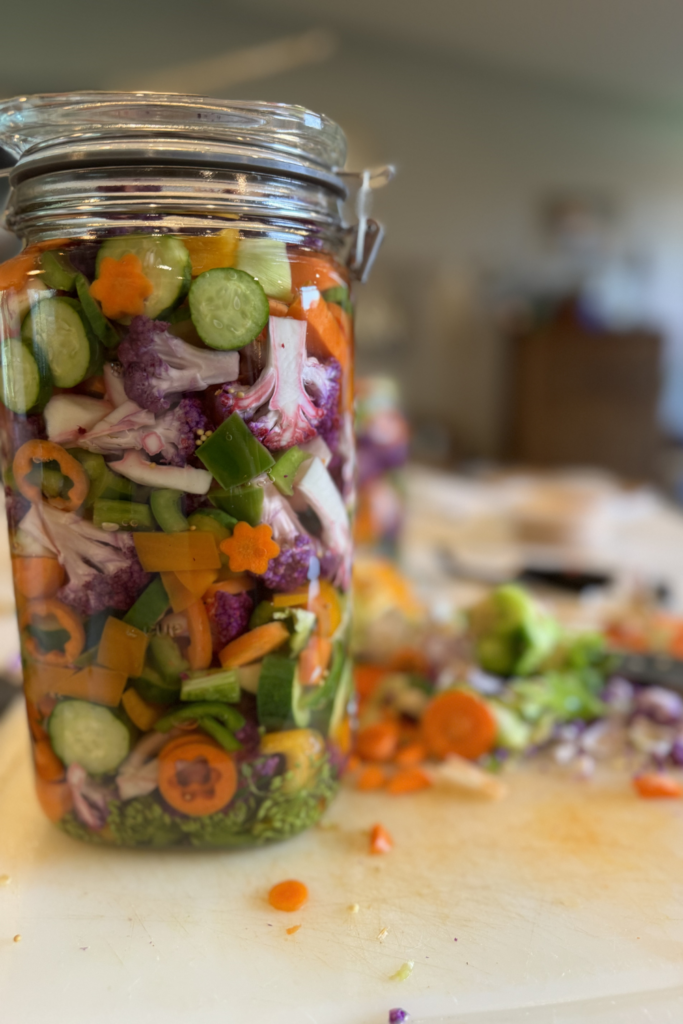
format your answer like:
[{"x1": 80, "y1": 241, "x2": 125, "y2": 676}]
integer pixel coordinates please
[{"x1": 0, "y1": 232, "x2": 355, "y2": 847}]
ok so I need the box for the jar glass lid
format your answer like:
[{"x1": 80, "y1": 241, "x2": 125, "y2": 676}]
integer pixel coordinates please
[{"x1": 0, "y1": 92, "x2": 348, "y2": 194}]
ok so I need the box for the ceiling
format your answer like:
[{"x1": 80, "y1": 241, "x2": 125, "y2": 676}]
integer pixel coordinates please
[{"x1": 1, "y1": 0, "x2": 683, "y2": 108}]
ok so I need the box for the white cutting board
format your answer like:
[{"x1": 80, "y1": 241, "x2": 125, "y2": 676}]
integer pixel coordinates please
[{"x1": 2, "y1": 698, "x2": 683, "y2": 1024}]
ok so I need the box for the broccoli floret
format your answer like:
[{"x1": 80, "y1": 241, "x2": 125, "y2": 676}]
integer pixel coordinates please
[
  {"x1": 205, "y1": 590, "x2": 254, "y2": 652},
  {"x1": 19, "y1": 502, "x2": 151, "y2": 616},
  {"x1": 467, "y1": 584, "x2": 560, "y2": 677},
  {"x1": 118, "y1": 316, "x2": 239, "y2": 414}
]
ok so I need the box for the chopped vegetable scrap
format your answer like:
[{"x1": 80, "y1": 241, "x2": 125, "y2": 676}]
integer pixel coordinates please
[
  {"x1": 633, "y1": 774, "x2": 683, "y2": 798},
  {"x1": 220, "y1": 522, "x2": 280, "y2": 575},
  {"x1": 2, "y1": 233, "x2": 353, "y2": 849},
  {"x1": 286, "y1": 925, "x2": 301, "y2": 935},
  {"x1": 388, "y1": 1010, "x2": 410, "y2": 1024},
  {"x1": 389, "y1": 962, "x2": 414, "y2": 983},
  {"x1": 268, "y1": 879, "x2": 309, "y2": 912},
  {"x1": 369, "y1": 823, "x2": 394, "y2": 854}
]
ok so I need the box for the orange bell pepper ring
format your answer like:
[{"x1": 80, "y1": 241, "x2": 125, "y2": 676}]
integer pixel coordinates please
[{"x1": 13, "y1": 440, "x2": 90, "y2": 512}]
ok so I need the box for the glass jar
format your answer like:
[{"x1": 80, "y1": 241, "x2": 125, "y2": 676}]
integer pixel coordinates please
[{"x1": 0, "y1": 93, "x2": 390, "y2": 848}]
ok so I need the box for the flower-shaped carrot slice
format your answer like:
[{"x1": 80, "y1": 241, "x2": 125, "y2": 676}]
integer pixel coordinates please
[
  {"x1": 90, "y1": 253, "x2": 153, "y2": 319},
  {"x1": 220, "y1": 522, "x2": 280, "y2": 575}
]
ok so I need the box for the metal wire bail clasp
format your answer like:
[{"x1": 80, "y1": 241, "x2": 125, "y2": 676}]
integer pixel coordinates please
[{"x1": 342, "y1": 164, "x2": 395, "y2": 283}]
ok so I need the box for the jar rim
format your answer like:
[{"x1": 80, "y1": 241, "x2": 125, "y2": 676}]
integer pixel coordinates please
[{"x1": 0, "y1": 92, "x2": 348, "y2": 194}]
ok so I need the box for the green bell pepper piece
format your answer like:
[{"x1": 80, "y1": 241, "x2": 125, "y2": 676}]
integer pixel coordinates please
[
  {"x1": 93, "y1": 498, "x2": 155, "y2": 531},
  {"x1": 210, "y1": 483, "x2": 263, "y2": 526},
  {"x1": 150, "y1": 489, "x2": 189, "y2": 533},
  {"x1": 268, "y1": 446, "x2": 312, "y2": 496},
  {"x1": 154, "y1": 702, "x2": 245, "y2": 732},
  {"x1": 40, "y1": 250, "x2": 78, "y2": 292},
  {"x1": 199, "y1": 716, "x2": 243, "y2": 752},
  {"x1": 196, "y1": 412, "x2": 274, "y2": 489},
  {"x1": 123, "y1": 576, "x2": 171, "y2": 632}
]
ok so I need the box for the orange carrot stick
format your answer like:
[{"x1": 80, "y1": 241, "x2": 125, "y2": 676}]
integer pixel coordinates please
[
  {"x1": 633, "y1": 773, "x2": 683, "y2": 798},
  {"x1": 395, "y1": 743, "x2": 428, "y2": 767},
  {"x1": 369, "y1": 823, "x2": 393, "y2": 854},
  {"x1": 356, "y1": 764, "x2": 387, "y2": 791},
  {"x1": 186, "y1": 600, "x2": 212, "y2": 670},
  {"x1": 386, "y1": 767, "x2": 432, "y2": 795},
  {"x1": 219, "y1": 621, "x2": 289, "y2": 668}
]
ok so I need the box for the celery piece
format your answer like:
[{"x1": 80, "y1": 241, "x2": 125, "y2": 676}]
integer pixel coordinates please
[
  {"x1": 123, "y1": 577, "x2": 170, "y2": 632},
  {"x1": 150, "y1": 489, "x2": 189, "y2": 533},
  {"x1": 196, "y1": 412, "x2": 274, "y2": 489},
  {"x1": 268, "y1": 446, "x2": 312, "y2": 496},
  {"x1": 209, "y1": 483, "x2": 263, "y2": 526},
  {"x1": 180, "y1": 668, "x2": 240, "y2": 703},
  {"x1": 148, "y1": 634, "x2": 189, "y2": 685},
  {"x1": 93, "y1": 499, "x2": 155, "y2": 531}
]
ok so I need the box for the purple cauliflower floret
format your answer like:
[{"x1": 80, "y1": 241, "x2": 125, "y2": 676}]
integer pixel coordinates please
[
  {"x1": 205, "y1": 590, "x2": 254, "y2": 653},
  {"x1": 4, "y1": 487, "x2": 30, "y2": 531},
  {"x1": 214, "y1": 316, "x2": 334, "y2": 451},
  {"x1": 304, "y1": 357, "x2": 341, "y2": 450},
  {"x1": 142, "y1": 396, "x2": 210, "y2": 466},
  {"x1": 118, "y1": 316, "x2": 239, "y2": 414},
  {"x1": 261, "y1": 534, "x2": 317, "y2": 591},
  {"x1": 18, "y1": 503, "x2": 150, "y2": 616}
]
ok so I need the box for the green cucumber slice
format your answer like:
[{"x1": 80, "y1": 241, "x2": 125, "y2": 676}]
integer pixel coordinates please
[
  {"x1": 48, "y1": 700, "x2": 130, "y2": 774},
  {"x1": 257, "y1": 654, "x2": 311, "y2": 731},
  {"x1": 189, "y1": 267, "x2": 269, "y2": 350},
  {"x1": 0, "y1": 337, "x2": 52, "y2": 414},
  {"x1": 96, "y1": 235, "x2": 191, "y2": 320},
  {"x1": 21, "y1": 297, "x2": 98, "y2": 388},
  {"x1": 40, "y1": 250, "x2": 78, "y2": 292},
  {"x1": 236, "y1": 238, "x2": 292, "y2": 302},
  {"x1": 181, "y1": 668, "x2": 240, "y2": 703},
  {"x1": 132, "y1": 667, "x2": 180, "y2": 705}
]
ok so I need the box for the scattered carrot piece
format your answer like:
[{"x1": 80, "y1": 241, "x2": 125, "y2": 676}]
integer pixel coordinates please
[
  {"x1": 633, "y1": 773, "x2": 683, "y2": 798},
  {"x1": 395, "y1": 743, "x2": 428, "y2": 767},
  {"x1": 386, "y1": 767, "x2": 433, "y2": 796},
  {"x1": 421, "y1": 690, "x2": 497, "y2": 761},
  {"x1": 220, "y1": 521, "x2": 280, "y2": 575},
  {"x1": 356, "y1": 764, "x2": 387, "y2": 791},
  {"x1": 90, "y1": 253, "x2": 153, "y2": 319},
  {"x1": 286, "y1": 925, "x2": 301, "y2": 935},
  {"x1": 345, "y1": 754, "x2": 361, "y2": 774},
  {"x1": 369, "y1": 823, "x2": 394, "y2": 854},
  {"x1": 354, "y1": 664, "x2": 387, "y2": 701},
  {"x1": 356, "y1": 720, "x2": 400, "y2": 762},
  {"x1": 268, "y1": 879, "x2": 309, "y2": 912}
]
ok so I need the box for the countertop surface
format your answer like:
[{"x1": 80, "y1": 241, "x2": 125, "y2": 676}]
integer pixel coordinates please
[{"x1": 2, "y1": 699, "x2": 683, "y2": 1024}]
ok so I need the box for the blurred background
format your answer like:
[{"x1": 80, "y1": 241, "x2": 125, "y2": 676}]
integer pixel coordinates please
[
  {"x1": 5, "y1": 0, "x2": 683, "y2": 707},
  {"x1": 4, "y1": 0, "x2": 683, "y2": 486}
]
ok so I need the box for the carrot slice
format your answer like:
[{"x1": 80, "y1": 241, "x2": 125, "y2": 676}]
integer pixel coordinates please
[
  {"x1": 395, "y1": 743, "x2": 428, "y2": 767},
  {"x1": 186, "y1": 600, "x2": 212, "y2": 671},
  {"x1": 290, "y1": 254, "x2": 347, "y2": 293},
  {"x1": 386, "y1": 767, "x2": 432, "y2": 795},
  {"x1": 158, "y1": 737, "x2": 237, "y2": 816},
  {"x1": 33, "y1": 739, "x2": 65, "y2": 782},
  {"x1": 288, "y1": 291, "x2": 349, "y2": 371},
  {"x1": 12, "y1": 557, "x2": 65, "y2": 600},
  {"x1": 219, "y1": 621, "x2": 289, "y2": 668},
  {"x1": 20, "y1": 598, "x2": 85, "y2": 667},
  {"x1": 34, "y1": 777, "x2": 73, "y2": 823},
  {"x1": 356, "y1": 764, "x2": 387, "y2": 791},
  {"x1": 121, "y1": 689, "x2": 165, "y2": 731},
  {"x1": 298, "y1": 636, "x2": 333, "y2": 686},
  {"x1": 268, "y1": 879, "x2": 309, "y2": 912},
  {"x1": 633, "y1": 773, "x2": 683, "y2": 798},
  {"x1": 355, "y1": 720, "x2": 400, "y2": 763},
  {"x1": 97, "y1": 616, "x2": 149, "y2": 678},
  {"x1": 421, "y1": 691, "x2": 497, "y2": 761},
  {"x1": 0, "y1": 250, "x2": 38, "y2": 291},
  {"x1": 369, "y1": 823, "x2": 393, "y2": 854}
]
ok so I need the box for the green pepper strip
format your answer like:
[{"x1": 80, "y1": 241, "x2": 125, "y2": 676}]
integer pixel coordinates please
[
  {"x1": 150, "y1": 489, "x2": 189, "y2": 533},
  {"x1": 93, "y1": 499, "x2": 155, "y2": 531},
  {"x1": 196, "y1": 412, "x2": 274, "y2": 489},
  {"x1": 199, "y1": 717, "x2": 243, "y2": 752},
  {"x1": 123, "y1": 577, "x2": 170, "y2": 631},
  {"x1": 154, "y1": 702, "x2": 245, "y2": 732},
  {"x1": 210, "y1": 483, "x2": 263, "y2": 526},
  {"x1": 268, "y1": 447, "x2": 312, "y2": 496}
]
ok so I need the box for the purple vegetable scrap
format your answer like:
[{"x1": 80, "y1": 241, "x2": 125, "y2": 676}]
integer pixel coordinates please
[{"x1": 388, "y1": 1010, "x2": 409, "y2": 1023}]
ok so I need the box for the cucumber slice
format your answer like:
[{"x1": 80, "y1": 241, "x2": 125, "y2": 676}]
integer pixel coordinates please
[
  {"x1": 48, "y1": 700, "x2": 130, "y2": 774},
  {"x1": 75, "y1": 274, "x2": 120, "y2": 349},
  {"x1": 132, "y1": 666, "x2": 180, "y2": 705},
  {"x1": 40, "y1": 250, "x2": 78, "y2": 292},
  {"x1": 96, "y1": 235, "x2": 191, "y2": 320},
  {"x1": 236, "y1": 238, "x2": 292, "y2": 302},
  {"x1": 0, "y1": 337, "x2": 52, "y2": 414},
  {"x1": 257, "y1": 655, "x2": 311, "y2": 731},
  {"x1": 189, "y1": 268, "x2": 269, "y2": 350},
  {"x1": 21, "y1": 297, "x2": 98, "y2": 388},
  {"x1": 181, "y1": 668, "x2": 240, "y2": 703}
]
